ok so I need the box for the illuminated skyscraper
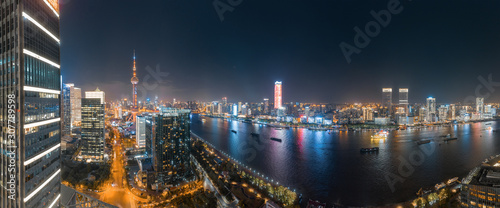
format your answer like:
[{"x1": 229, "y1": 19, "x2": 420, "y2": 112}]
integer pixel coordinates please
[
  {"x1": 62, "y1": 84, "x2": 72, "y2": 135},
  {"x1": 382, "y1": 88, "x2": 392, "y2": 107},
  {"x1": 1, "y1": 0, "x2": 62, "y2": 207},
  {"x1": 131, "y1": 51, "x2": 139, "y2": 109},
  {"x1": 426, "y1": 97, "x2": 436, "y2": 122},
  {"x1": 152, "y1": 108, "x2": 192, "y2": 185},
  {"x1": 476, "y1": 97, "x2": 484, "y2": 115},
  {"x1": 64, "y1": 84, "x2": 82, "y2": 127},
  {"x1": 136, "y1": 116, "x2": 146, "y2": 151},
  {"x1": 85, "y1": 87, "x2": 105, "y2": 104},
  {"x1": 264, "y1": 98, "x2": 269, "y2": 114},
  {"x1": 274, "y1": 81, "x2": 282, "y2": 109},
  {"x1": 399, "y1": 88, "x2": 409, "y2": 105},
  {"x1": 382, "y1": 88, "x2": 392, "y2": 116},
  {"x1": 80, "y1": 98, "x2": 105, "y2": 163},
  {"x1": 233, "y1": 104, "x2": 238, "y2": 116}
]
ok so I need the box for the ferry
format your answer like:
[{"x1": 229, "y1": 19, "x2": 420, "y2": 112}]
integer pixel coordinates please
[
  {"x1": 308, "y1": 127, "x2": 329, "y2": 131},
  {"x1": 435, "y1": 182, "x2": 446, "y2": 190},
  {"x1": 250, "y1": 132, "x2": 259, "y2": 137},
  {"x1": 416, "y1": 140, "x2": 431, "y2": 145},
  {"x1": 371, "y1": 130, "x2": 389, "y2": 139},
  {"x1": 447, "y1": 177, "x2": 459, "y2": 185},
  {"x1": 270, "y1": 137, "x2": 282, "y2": 142},
  {"x1": 416, "y1": 188, "x2": 433, "y2": 196},
  {"x1": 274, "y1": 127, "x2": 283, "y2": 130},
  {"x1": 231, "y1": 130, "x2": 237, "y2": 134},
  {"x1": 360, "y1": 147, "x2": 379, "y2": 153},
  {"x1": 444, "y1": 137, "x2": 458, "y2": 142}
]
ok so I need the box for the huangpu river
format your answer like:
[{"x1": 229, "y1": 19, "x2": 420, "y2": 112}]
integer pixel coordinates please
[{"x1": 190, "y1": 114, "x2": 500, "y2": 206}]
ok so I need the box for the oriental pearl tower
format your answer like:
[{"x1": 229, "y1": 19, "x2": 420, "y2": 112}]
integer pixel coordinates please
[{"x1": 131, "y1": 50, "x2": 139, "y2": 111}]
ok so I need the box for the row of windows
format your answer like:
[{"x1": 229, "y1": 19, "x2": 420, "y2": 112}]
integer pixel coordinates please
[{"x1": 24, "y1": 56, "x2": 59, "y2": 89}]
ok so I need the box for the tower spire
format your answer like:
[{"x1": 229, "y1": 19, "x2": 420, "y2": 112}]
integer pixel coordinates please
[
  {"x1": 133, "y1": 50, "x2": 136, "y2": 76},
  {"x1": 131, "y1": 50, "x2": 139, "y2": 110}
]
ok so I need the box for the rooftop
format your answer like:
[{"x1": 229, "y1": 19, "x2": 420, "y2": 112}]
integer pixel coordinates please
[{"x1": 465, "y1": 154, "x2": 500, "y2": 187}]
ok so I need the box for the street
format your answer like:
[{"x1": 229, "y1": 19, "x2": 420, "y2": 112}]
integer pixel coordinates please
[{"x1": 99, "y1": 128, "x2": 142, "y2": 208}]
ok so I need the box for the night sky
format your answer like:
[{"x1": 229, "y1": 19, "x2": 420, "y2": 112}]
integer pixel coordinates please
[{"x1": 60, "y1": 0, "x2": 500, "y2": 103}]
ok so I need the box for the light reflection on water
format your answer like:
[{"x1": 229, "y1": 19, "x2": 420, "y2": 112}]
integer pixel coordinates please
[{"x1": 191, "y1": 114, "x2": 500, "y2": 206}]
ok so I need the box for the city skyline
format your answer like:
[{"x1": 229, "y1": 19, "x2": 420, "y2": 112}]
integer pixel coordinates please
[
  {"x1": 3, "y1": 1, "x2": 500, "y2": 207},
  {"x1": 60, "y1": 0, "x2": 500, "y2": 103}
]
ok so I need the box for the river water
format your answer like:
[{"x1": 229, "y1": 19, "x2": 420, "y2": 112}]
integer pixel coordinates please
[{"x1": 190, "y1": 114, "x2": 500, "y2": 206}]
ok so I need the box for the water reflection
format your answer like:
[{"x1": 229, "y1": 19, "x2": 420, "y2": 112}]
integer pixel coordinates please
[{"x1": 191, "y1": 114, "x2": 500, "y2": 206}]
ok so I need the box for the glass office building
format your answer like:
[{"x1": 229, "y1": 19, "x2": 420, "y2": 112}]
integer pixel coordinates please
[
  {"x1": 62, "y1": 83, "x2": 71, "y2": 135},
  {"x1": 1, "y1": 0, "x2": 62, "y2": 207},
  {"x1": 80, "y1": 98, "x2": 105, "y2": 163},
  {"x1": 152, "y1": 108, "x2": 192, "y2": 185}
]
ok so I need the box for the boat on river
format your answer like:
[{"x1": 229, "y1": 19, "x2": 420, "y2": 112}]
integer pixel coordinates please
[
  {"x1": 417, "y1": 140, "x2": 431, "y2": 145},
  {"x1": 360, "y1": 147, "x2": 379, "y2": 153},
  {"x1": 270, "y1": 137, "x2": 282, "y2": 142}
]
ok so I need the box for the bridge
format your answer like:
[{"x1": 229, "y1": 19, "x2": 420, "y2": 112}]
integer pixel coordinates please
[{"x1": 61, "y1": 185, "x2": 118, "y2": 208}]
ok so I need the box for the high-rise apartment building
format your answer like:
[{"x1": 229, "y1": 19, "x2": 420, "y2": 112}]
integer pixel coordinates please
[
  {"x1": 1, "y1": 0, "x2": 62, "y2": 207},
  {"x1": 362, "y1": 107, "x2": 374, "y2": 121},
  {"x1": 274, "y1": 81, "x2": 282, "y2": 109},
  {"x1": 152, "y1": 108, "x2": 192, "y2": 185},
  {"x1": 449, "y1": 104, "x2": 456, "y2": 120},
  {"x1": 80, "y1": 98, "x2": 105, "y2": 163}
]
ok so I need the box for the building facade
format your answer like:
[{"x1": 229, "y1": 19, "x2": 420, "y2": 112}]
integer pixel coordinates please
[
  {"x1": 85, "y1": 87, "x2": 105, "y2": 104},
  {"x1": 80, "y1": 98, "x2": 105, "y2": 163},
  {"x1": 274, "y1": 81, "x2": 282, "y2": 109},
  {"x1": 136, "y1": 116, "x2": 146, "y2": 151},
  {"x1": 399, "y1": 88, "x2": 408, "y2": 105},
  {"x1": 461, "y1": 155, "x2": 500, "y2": 207},
  {"x1": 152, "y1": 108, "x2": 192, "y2": 185},
  {"x1": 426, "y1": 97, "x2": 436, "y2": 122},
  {"x1": 1, "y1": 0, "x2": 62, "y2": 207},
  {"x1": 382, "y1": 88, "x2": 392, "y2": 116},
  {"x1": 62, "y1": 84, "x2": 71, "y2": 135},
  {"x1": 476, "y1": 97, "x2": 484, "y2": 118},
  {"x1": 69, "y1": 84, "x2": 81, "y2": 127}
]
